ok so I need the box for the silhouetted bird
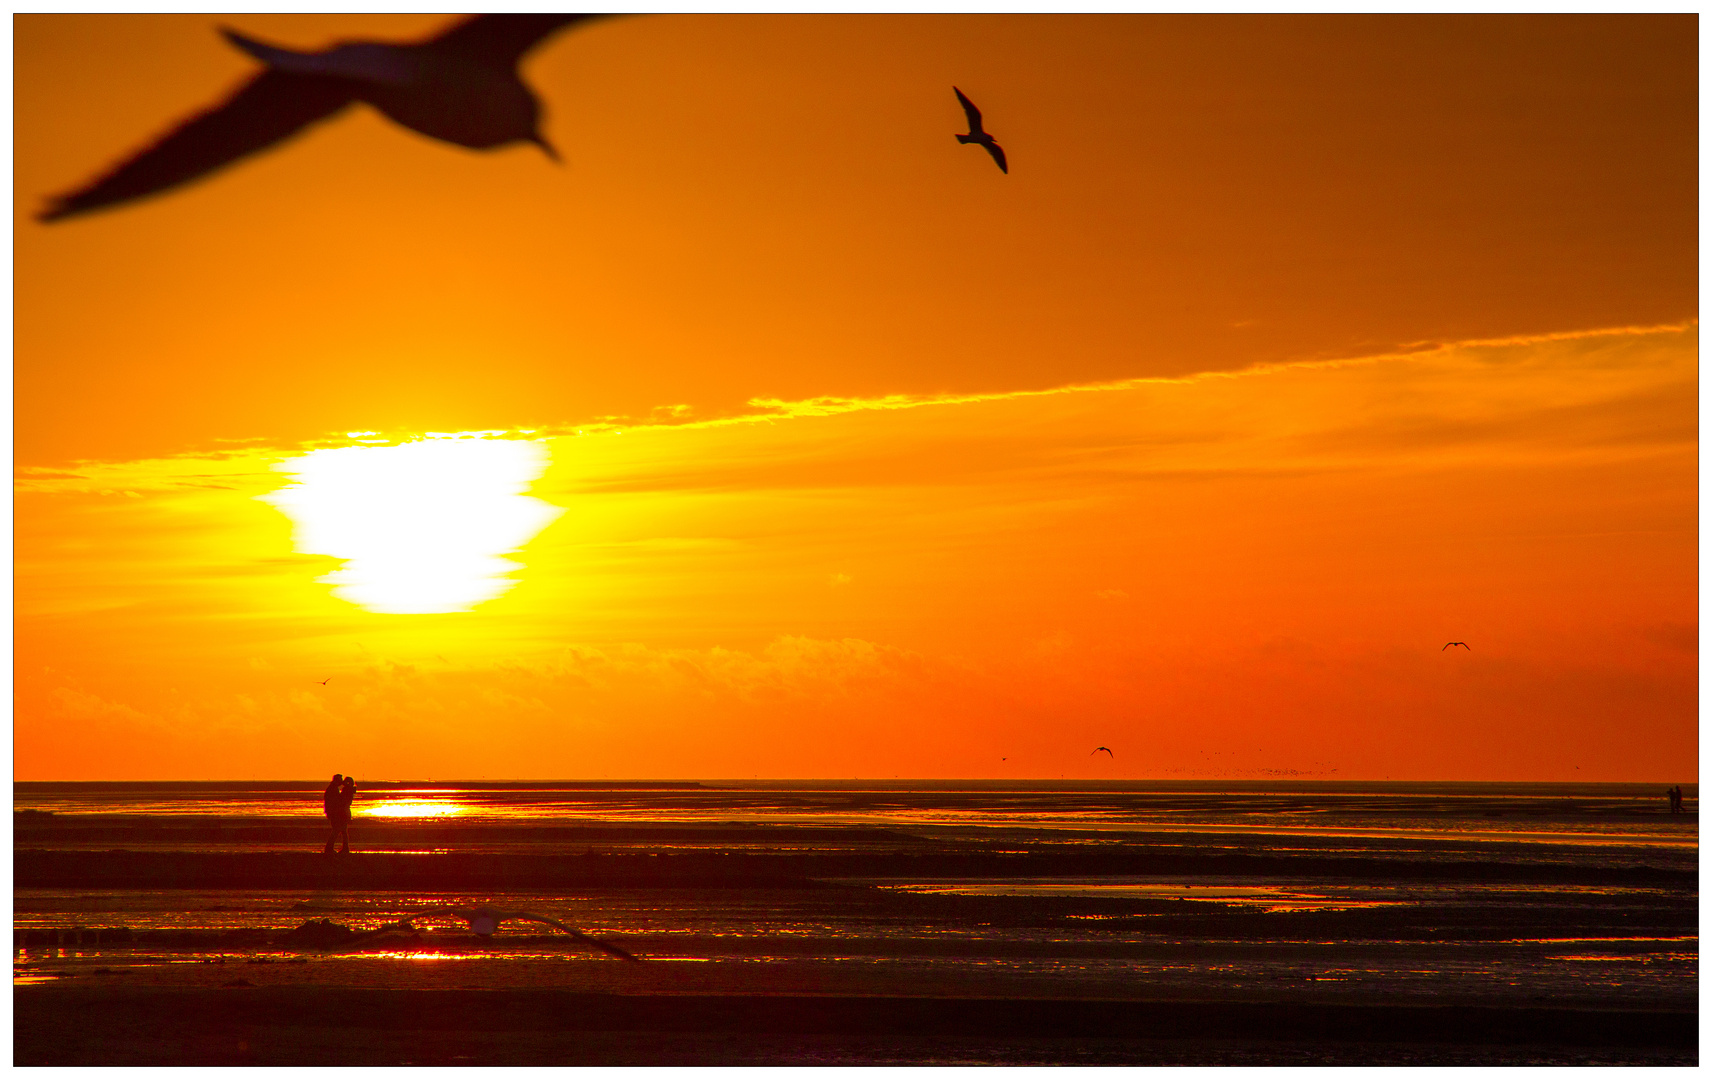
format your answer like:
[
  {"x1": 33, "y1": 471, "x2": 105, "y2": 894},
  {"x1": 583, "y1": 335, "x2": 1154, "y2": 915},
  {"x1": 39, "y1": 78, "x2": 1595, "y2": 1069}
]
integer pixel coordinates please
[
  {"x1": 1442, "y1": 642, "x2": 1471, "y2": 651},
  {"x1": 318, "y1": 677, "x2": 332, "y2": 685},
  {"x1": 953, "y1": 87, "x2": 1007, "y2": 174},
  {"x1": 374, "y1": 904, "x2": 639, "y2": 961},
  {"x1": 39, "y1": 14, "x2": 606, "y2": 222},
  {"x1": 1092, "y1": 746, "x2": 1114, "y2": 757}
]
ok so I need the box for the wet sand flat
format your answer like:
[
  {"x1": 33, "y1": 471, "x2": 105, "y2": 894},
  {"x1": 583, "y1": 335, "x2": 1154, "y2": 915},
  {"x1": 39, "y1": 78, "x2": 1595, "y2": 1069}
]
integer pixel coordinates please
[{"x1": 14, "y1": 781, "x2": 1697, "y2": 1065}]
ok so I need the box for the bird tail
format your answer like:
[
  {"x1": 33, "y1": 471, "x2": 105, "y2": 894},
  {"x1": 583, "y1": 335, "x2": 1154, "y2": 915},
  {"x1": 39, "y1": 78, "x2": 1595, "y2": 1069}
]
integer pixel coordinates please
[
  {"x1": 221, "y1": 28, "x2": 318, "y2": 72},
  {"x1": 956, "y1": 134, "x2": 978, "y2": 144}
]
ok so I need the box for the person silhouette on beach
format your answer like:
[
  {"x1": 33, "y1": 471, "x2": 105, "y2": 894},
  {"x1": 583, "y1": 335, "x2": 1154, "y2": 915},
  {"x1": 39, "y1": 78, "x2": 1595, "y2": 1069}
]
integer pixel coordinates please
[
  {"x1": 336, "y1": 776, "x2": 356, "y2": 853},
  {"x1": 322, "y1": 774, "x2": 343, "y2": 853},
  {"x1": 1667, "y1": 785, "x2": 1683, "y2": 814},
  {"x1": 323, "y1": 773, "x2": 354, "y2": 853}
]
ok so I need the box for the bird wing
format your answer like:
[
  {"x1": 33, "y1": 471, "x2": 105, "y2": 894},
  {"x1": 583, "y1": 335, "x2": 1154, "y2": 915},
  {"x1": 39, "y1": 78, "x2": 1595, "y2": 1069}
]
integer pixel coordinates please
[
  {"x1": 510, "y1": 911, "x2": 642, "y2": 962},
  {"x1": 425, "y1": 14, "x2": 608, "y2": 68},
  {"x1": 398, "y1": 906, "x2": 466, "y2": 923},
  {"x1": 40, "y1": 70, "x2": 355, "y2": 222},
  {"x1": 953, "y1": 86, "x2": 984, "y2": 135},
  {"x1": 983, "y1": 140, "x2": 1008, "y2": 174}
]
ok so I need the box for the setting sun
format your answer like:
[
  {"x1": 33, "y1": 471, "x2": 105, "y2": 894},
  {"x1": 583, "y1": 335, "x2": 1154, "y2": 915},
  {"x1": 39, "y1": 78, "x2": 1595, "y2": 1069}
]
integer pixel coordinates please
[
  {"x1": 259, "y1": 435, "x2": 563, "y2": 615},
  {"x1": 14, "y1": 13, "x2": 1693, "y2": 783},
  {"x1": 13, "y1": 15, "x2": 1696, "y2": 1068}
]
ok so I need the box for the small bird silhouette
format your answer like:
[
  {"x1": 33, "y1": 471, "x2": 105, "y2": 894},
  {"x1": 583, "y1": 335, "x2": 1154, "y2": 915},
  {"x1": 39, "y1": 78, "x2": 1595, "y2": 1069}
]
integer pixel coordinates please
[
  {"x1": 40, "y1": 14, "x2": 606, "y2": 222},
  {"x1": 370, "y1": 905, "x2": 639, "y2": 961},
  {"x1": 317, "y1": 677, "x2": 332, "y2": 685},
  {"x1": 953, "y1": 87, "x2": 1007, "y2": 174},
  {"x1": 1092, "y1": 746, "x2": 1114, "y2": 757},
  {"x1": 1442, "y1": 642, "x2": 1471, "y2": 651}
]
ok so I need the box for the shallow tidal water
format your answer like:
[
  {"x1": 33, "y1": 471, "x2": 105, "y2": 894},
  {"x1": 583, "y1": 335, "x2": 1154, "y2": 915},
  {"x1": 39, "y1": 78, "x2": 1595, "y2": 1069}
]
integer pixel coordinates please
[{"x1": 14, "y1": 781, "x2": 1697, "y2": 1064}]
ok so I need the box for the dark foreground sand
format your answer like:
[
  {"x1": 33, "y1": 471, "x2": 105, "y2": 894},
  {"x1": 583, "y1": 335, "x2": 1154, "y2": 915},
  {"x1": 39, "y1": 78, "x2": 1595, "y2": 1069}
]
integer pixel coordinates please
[
  {"x1": 15, "y1": 785, "x2": 1697, "y2": 1065},
  {"x1": 16, "y1": 985, "x2": 1696, "y2": 1066}
]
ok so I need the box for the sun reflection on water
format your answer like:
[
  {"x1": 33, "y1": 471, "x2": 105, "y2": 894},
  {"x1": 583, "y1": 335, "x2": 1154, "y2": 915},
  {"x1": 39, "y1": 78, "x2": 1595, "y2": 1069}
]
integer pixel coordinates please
[
  {"x1": 368, "y1": 951, "x2": 475, "y2": 961},
  {"x1": 363, "y1": 799, "x2": 467, "y2": 819}
]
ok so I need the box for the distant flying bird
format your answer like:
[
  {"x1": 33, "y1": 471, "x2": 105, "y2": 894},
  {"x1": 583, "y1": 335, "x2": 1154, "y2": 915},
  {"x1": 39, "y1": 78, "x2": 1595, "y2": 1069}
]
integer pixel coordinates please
[
  {"x1": 1092, "y1": 746, "x2": 1114, "y2": 757},
  {"x1": 1442, "y1": 642, "x2": 1471, "y2": 651},
  {"x1": 376, "y1": 905, "x2": 640, "y2": 961},
  {"x1": 318, "y1": 677, "x2": 332, "y2": 685},
  {"x1": 39, "y1": 14, "x2": 606, "y2": 222},
  {"x1": 953, "y1": 87, "x2": 1007, "y2": 174}
]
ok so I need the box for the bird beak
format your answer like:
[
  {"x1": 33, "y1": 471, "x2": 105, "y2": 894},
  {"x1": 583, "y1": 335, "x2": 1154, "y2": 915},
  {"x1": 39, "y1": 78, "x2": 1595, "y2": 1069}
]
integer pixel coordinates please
[{"x1": 530, "y1": 133, "x2": 561, "y2": 163}]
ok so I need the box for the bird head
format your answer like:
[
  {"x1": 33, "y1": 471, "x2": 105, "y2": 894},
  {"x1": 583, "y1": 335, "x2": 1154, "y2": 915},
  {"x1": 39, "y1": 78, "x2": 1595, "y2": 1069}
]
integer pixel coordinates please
[{"x1": 529, "y1": 130, "x2": 561, "y2": 163}]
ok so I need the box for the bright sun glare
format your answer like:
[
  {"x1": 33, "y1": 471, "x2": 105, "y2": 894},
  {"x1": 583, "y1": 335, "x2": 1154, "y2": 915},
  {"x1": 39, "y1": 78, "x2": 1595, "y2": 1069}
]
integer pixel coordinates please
[
  {"x1": 363, "y1": 799, "x2": 466, "y2": 818},
  {"x1": 261, "y1": 436, "x2": 563, "y2": 614}
]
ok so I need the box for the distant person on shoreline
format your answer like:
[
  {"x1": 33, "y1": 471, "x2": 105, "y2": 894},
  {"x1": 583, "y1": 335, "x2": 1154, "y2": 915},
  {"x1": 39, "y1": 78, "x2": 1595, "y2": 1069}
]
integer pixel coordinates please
[
  {"x1": 338, "y1": 776, "x2": 356, "y2": 853},
  {"x1": 323, "y1": 774, "x2": 354, "y2": 854},
  {"x1": 322, "y1": 774, "x2": 342, "y2": 853},
  {"x1": 1667, "y1": 785, "x2": 1684, "y2": 814}
]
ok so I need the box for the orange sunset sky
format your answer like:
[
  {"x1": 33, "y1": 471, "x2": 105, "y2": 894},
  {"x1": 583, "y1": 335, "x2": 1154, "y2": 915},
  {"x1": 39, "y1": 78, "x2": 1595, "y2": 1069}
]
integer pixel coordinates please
[{"x1": 14, "y1": 14, "x2": 1697, "y2": 781}]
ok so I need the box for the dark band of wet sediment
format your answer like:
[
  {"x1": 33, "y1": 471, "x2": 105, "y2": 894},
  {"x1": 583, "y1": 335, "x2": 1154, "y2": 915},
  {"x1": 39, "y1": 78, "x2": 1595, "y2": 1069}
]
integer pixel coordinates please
[{"x1": 14, "y1": 784, "x2": 1698, "y2": 1065}]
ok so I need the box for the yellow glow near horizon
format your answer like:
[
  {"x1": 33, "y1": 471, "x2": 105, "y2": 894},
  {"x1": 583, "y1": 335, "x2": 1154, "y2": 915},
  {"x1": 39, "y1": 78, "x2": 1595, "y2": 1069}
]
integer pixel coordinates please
[
  {"x1": 363, "y1": 798, "x2": 467, "y2": 818},
  {"x1": 261, "y1": 437, "x2": 563, "y2": 614}
]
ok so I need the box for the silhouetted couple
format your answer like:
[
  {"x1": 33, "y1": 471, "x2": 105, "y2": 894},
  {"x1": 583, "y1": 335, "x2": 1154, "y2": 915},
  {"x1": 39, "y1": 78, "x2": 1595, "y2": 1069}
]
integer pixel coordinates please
[
  {"x1": 1666, "y1": 785, "x2": 1686, "y2": 814},
  {"x1": 323, "y1": 774, "x2": 355, "y2": 854}
]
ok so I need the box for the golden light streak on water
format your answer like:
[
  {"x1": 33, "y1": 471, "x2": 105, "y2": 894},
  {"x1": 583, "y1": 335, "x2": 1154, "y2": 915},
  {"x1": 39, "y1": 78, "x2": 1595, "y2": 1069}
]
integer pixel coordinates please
[
  {"x1": 368, "y1": 951, "x2": 476, "y2": 961},
  {"x1": 261, "y1": 435, "x2": 562, "y2": 614},
  {"x1": 363, "y1": 799, "x2": 467, "y2": 819}
]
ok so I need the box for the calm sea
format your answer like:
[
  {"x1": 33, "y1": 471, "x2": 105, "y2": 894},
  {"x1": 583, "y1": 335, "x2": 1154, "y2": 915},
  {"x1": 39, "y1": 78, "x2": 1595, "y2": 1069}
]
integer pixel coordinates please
[{"x1": 14, "y1": 781, "x2": 1697, "y2": 1013}]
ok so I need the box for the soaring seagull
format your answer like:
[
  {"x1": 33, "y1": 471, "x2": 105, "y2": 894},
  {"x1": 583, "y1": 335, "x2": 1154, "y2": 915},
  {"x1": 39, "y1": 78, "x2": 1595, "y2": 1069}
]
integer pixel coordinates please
[
  {"x1": 1092, "y1": 746, "x2": 1114, "y2": 757},
  {"x1": 1442, "y1": 642, "x2": 1471, "y2": 651},
  {"x1": 39, "y1": 14, "x2": 607, "y2": 222},
  {"x1": 361, "y1": 904, "x2": 640, "y2": 961},
  {"x1": 953, "y1": 87, "x2": 1007, "y2": 174}
]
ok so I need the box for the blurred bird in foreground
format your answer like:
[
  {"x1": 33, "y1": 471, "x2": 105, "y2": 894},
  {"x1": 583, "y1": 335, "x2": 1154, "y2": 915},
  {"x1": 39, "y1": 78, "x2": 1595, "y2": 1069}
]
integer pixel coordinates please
[
  {"x1": 358, "y1": 904, "x2": 641, "y2": 961},
  {"x1": 39, "y1": 14, "x2": 607, "y2": 222},
  {"x1": 953, "y1": 86, "x2": 1007, "y2": 174}
]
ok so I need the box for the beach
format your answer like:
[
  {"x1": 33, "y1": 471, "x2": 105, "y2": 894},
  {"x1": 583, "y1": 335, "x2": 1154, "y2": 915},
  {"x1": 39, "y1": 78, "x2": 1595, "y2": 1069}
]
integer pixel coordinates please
[{"x1": 14, "y1": 781, "x2": 1697, "y2": 1065}]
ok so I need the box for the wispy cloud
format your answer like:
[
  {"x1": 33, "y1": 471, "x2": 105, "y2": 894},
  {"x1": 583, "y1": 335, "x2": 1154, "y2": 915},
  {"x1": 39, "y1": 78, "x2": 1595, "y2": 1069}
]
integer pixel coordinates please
[
  {"x1": 16, "y1": 321, "x2": 1693, "y2": 491},
  {"x1": 16, "y1": 323, "x2": 1695, "y2": 779}
]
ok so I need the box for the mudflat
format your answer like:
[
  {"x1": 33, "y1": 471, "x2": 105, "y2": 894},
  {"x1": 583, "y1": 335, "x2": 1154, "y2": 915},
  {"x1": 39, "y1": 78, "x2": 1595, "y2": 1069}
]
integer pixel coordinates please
[{"x1": 14, "y1": 781, "x2": 1698, "y2": 1065}]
